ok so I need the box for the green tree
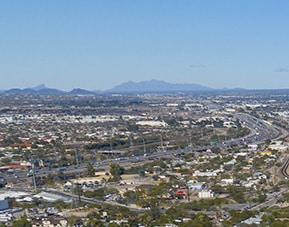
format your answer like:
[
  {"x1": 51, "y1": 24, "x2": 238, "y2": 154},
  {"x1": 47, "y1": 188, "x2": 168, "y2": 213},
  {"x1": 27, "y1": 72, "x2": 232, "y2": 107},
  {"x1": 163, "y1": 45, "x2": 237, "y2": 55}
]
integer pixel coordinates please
[
  {"x1": 190, "y1": 213, "x2": 213, "y2": 227},
  {"x1": 123, "y1": 190, "x2": 137, "y2": 204},
  {"x1": 68, "y1": 216, "x2": 79, "y2": 227},
  {"x1": 109, "y1": 163, "x2": 125, "y2": 182},
  {"x1": 107, "y1": 223, "x2": 119, "y2": 227},
  {"x1": 84, "y1": 188, "x2": 106, "y2": 200},
  {"x1": 86, "y1": 211, "x2": 104, "y2": 227},
  {"x1": 149, "y1": 198, "x2": 161, "y2": 220},
  {"x1": 149, "y1": 180, "x2": 171, "y2": 200},
  {"x1": 227, "y1": 185, "x2": 246, "y2": 203},
  {"x1": 12, "y1": 215, "x2": 31, "y2": 227},
  {"x1": 87, "y1": 162, "x2": 95, "y2": 177}
]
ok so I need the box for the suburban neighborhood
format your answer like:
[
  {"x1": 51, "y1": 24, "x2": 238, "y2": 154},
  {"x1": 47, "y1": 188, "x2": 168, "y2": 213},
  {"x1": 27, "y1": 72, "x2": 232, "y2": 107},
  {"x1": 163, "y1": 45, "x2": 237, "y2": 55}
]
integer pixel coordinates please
[{"x1": 0, "y1": 90, "x2": 288, "y2": 226}]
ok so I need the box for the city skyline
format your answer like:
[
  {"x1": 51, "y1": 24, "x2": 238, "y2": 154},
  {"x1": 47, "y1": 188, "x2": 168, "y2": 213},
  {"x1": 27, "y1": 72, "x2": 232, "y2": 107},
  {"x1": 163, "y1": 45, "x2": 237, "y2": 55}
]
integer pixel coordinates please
[{"x1": 1, "y1": 1, "x2": 289, "y2": 91}]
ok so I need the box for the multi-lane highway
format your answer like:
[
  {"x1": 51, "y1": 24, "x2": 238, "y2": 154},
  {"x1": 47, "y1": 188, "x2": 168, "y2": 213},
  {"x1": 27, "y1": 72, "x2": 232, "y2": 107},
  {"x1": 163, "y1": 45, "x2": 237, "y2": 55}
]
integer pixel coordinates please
[{"x1": 1, "y1": 112, "x2": 285, "y2": 202}]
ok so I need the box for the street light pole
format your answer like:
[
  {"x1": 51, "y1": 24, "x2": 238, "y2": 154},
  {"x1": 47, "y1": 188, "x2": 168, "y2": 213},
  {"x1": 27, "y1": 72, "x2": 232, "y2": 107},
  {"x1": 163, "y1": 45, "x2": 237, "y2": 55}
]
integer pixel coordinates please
[{"x1": 32, "y1": 168, "x2": 37, "y2": 193}]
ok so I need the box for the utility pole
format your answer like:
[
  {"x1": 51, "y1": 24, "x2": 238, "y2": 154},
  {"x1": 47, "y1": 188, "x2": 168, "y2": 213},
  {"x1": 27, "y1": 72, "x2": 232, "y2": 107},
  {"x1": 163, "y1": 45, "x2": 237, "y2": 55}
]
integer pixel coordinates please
[
  {"x1": 129, "y1": 134, "x2": 134, "y2": 151},
  {"x1": 75, "y1": 150, "x2": 79, "y2": 167},
  {"x1": 186, "y1": 185, "x2": 190, "y2": 202},
  {"x1": 74, "y1": 150, "x2": 81, "y2": 205},
  {"x1": 32, "y1": 169, "x2": 37, "y2": 193},
  {"x1": 110, "y1": 142, "x2": 115, "y2": 162},
  {"x1": 160, "y1": 134, "x2": 164, "y2": 152},
  {"x1": 30, "y1": 157, "x2": 37, "y2": 193},
  {"x1": 77, "y1": 185, "x2": 81, "y2": 205},
  {"x1": 143, "y1": 139, "x2": 146, "y2": 154},
  {"x1": 188, "y1": 132, "x2": 192, "y2": 152}
]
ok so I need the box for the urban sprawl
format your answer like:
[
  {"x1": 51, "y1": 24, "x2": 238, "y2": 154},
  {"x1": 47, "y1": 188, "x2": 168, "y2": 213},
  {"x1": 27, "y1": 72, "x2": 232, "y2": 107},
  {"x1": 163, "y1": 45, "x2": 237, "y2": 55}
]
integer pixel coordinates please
[{"x1": 0, "y1": 91, "x2": 289, "y2": 226}]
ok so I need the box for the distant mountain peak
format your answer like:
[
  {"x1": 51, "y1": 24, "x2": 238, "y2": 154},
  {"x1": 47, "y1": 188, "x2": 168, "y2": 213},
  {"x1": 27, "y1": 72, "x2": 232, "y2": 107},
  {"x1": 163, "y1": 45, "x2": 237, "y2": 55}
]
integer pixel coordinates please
[
  {"x1": 69, "y1": 88, "x2": 96, "y2": 95},
  {"x1": 32, "y1": 83, "x2": 49, "y2": 91}
]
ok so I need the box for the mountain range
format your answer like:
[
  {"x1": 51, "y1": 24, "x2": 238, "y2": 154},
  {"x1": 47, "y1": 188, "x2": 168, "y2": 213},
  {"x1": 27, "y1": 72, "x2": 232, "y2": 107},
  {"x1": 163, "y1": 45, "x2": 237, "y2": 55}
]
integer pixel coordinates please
[
  {"x1": 0, "y1": 80, "x2": 230, "y2": 95},
  {"x1": 106, "y1": 80, "x2": 212, "y2": 93}
]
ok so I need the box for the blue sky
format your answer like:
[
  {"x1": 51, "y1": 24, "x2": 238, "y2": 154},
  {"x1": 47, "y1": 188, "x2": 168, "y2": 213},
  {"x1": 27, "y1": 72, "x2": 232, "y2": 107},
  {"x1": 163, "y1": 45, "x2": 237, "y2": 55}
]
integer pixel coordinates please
[{"x1": 1, "y1": 1, "x2": 289, "y2": 91}]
